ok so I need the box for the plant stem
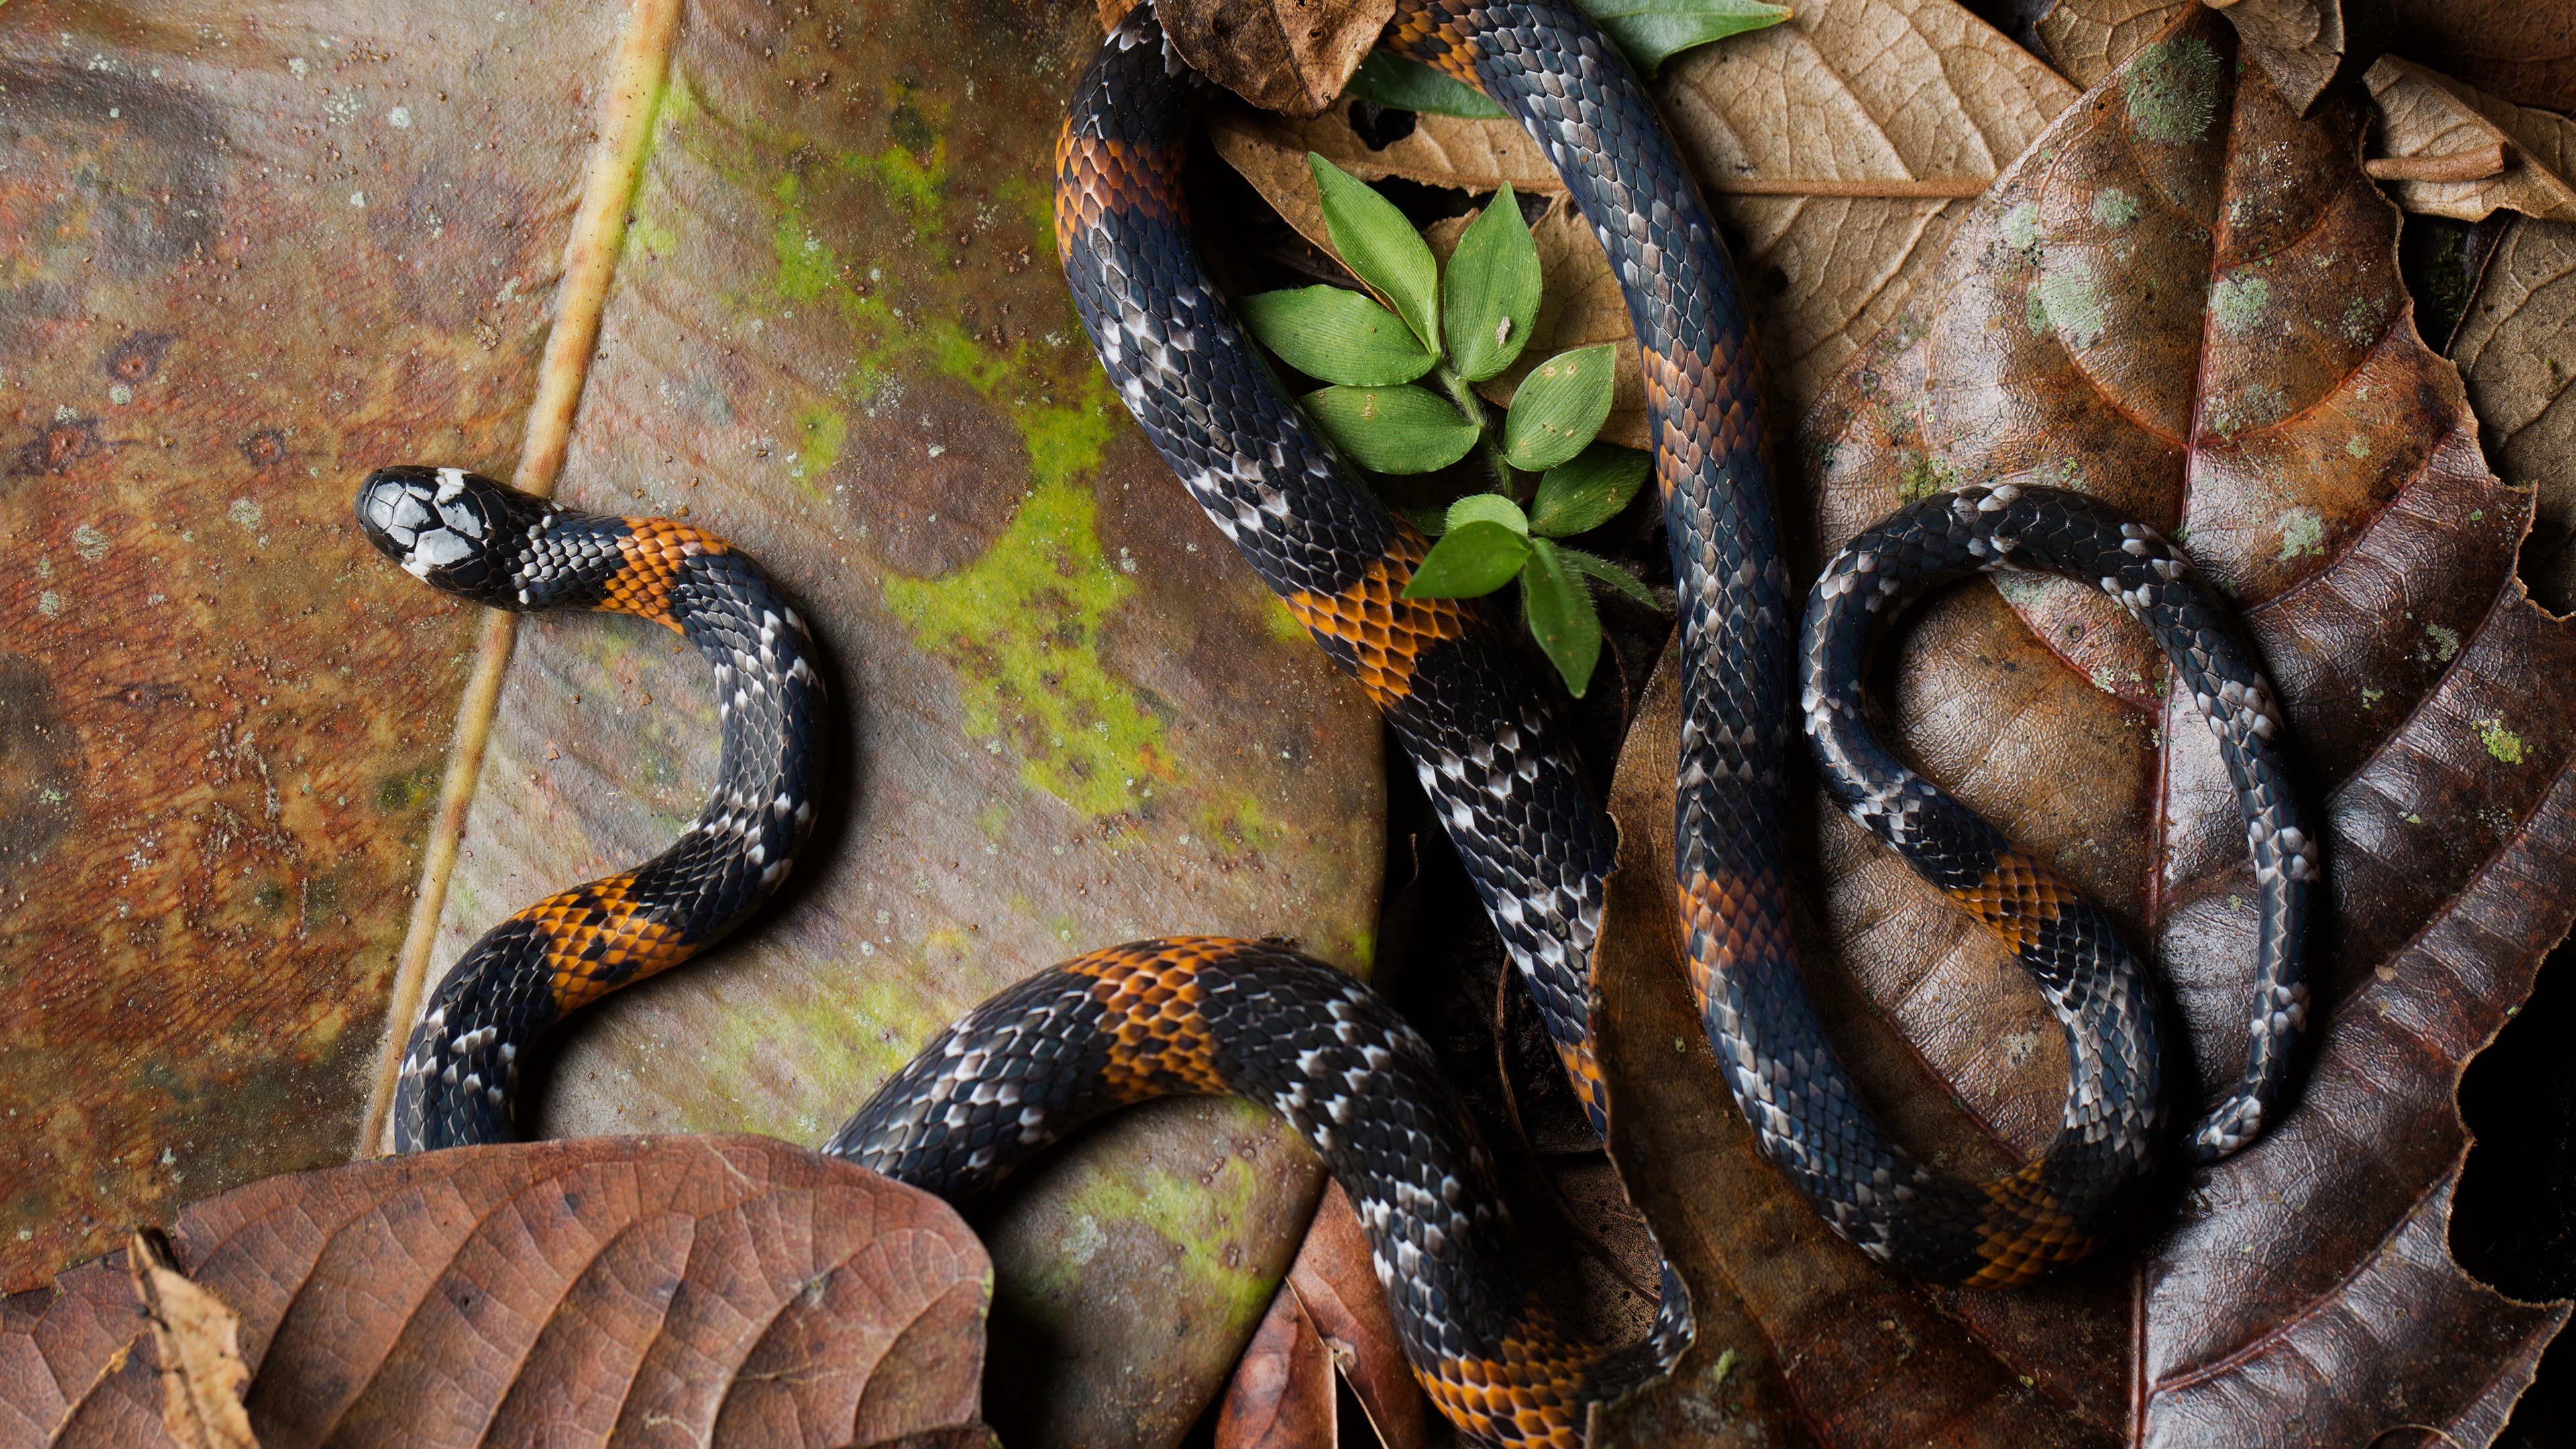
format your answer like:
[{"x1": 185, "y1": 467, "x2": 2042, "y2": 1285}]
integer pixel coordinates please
[{"x1": 1435, "y1": 360, "x2": 1518, "y2": 500}]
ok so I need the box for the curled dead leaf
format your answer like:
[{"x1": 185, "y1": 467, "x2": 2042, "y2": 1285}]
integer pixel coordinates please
[
  {"x1": 2451, "y1": 216, "x2": 2576, "y2": 613},
  {"x1": 3, "y1": 1137, "x2": 992, "y2": 1448},
  {"x1": 2045, "y1": 2, "x2": 2576, "y2": 228},
  {"x1": 2384, "y1": 0, "x2": 2576, "y2": 111},
  {"x1": 1155, "y1": 0, "x2": 1399, "y2": 117},
  {"x1": 2200, "y1": 0, "x2": 2391, "y2": 115},
  {"x1": 2366, "y1": 57, "x2": 2576, "y2": 224},
  {"x1": 126, "y1": 1229, "x2": 256, "y2": 1449}
]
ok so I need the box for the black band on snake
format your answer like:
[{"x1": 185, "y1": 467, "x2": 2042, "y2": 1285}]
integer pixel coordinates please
[{"x1": 362, "y1": 0, "x2": 2318, "y2": 1441}]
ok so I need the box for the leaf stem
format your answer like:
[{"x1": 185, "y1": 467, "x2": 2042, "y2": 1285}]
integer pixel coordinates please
[{"x1": 1435, "y1": 360, "x2": 1519, "y2": 500}]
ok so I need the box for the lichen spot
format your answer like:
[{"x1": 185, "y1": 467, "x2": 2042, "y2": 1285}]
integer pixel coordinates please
[
  {"x1": 2211, "y1": 274, "x2": 2271, "y2": 335},
  {"x1": 2124, "y1": 34, "x2": 2221, "y2": 145},
  {"x1": 2273, "y1": 506, "x2": 2324, "y2": 561},
  {"x1": 2476, "y1": 717, "x2": 2526, "y2": 765},
  {"x1": 2032, "y1": 254, "x2": 2106, "y2": 351},
  {"x1": 2002, "y1": 201, "x2": 2042, "y2": 254},
  {"x1": 2090, "y1": 188, "x2": 2140, "y2": 229}
]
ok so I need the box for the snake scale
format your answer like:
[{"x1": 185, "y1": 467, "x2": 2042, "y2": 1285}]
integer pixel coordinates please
[{"x1": 358, "y1": 0, "x2": 2316, "y2": 1440}]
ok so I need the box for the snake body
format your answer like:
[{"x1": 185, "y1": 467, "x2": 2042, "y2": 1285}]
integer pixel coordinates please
[
  {"x1": 364, "y1": 0, "x2": 2317, "y2": 1440},
  {"x1": 356, "y1": 465, "x2": 825, "y2": 1153}
]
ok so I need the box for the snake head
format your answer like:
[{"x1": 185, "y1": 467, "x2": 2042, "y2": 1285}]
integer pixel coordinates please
[{"x1": 356, "y1": 464, "x2": 550, "y2": 608}]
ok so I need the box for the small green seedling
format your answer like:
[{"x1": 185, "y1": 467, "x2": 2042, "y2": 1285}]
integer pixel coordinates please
[{"x1": 1238, "y1": 161, "x2": 1660, "y2": 695}]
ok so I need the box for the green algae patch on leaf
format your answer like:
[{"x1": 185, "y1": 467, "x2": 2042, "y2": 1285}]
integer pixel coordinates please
[{"x1": 881, "y1": 478, "x2": 1177, "y2": 820}]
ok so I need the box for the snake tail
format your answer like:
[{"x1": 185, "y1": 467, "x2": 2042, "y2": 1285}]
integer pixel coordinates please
[
  {"x1": 826, "y1": 938, "x2": 1685, "y2": 1449},
  {"x1": 1804, "y1": 485, "x2": 2316, "y2": 1176},
  {"x1": 356, "y1": 466, "x2": 826, "y2": 1152}
]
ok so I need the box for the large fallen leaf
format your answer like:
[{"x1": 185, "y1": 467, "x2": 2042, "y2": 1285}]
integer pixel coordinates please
[
  {"x1": 0, "y1": 0, "x2": 584, "y2": 1292},
  {"x1": 1597, "y1": 7, "x2": 2572, "y2": 1440},
  {"x1": 4, "y1": 0, "x2": 1378, "y2": 1442},
  {"x1": 1, "y1": 1136, "x2": 991, "y2": 1446},
  {"x1": 1213, "y1": 0, "x2": 2078, "y2": 445},
  {"x1": 410, "y1": 0, "x2": 1377, "y2": 1440}
]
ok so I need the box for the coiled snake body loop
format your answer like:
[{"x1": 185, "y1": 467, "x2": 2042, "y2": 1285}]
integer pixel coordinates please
[{"x1": 364, "y1": 0, "x2": 2315, "y2": 1441}]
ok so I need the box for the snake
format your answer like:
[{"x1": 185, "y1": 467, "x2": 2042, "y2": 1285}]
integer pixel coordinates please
[{"x1": 358, "y1": 0, "x2": 2318, "y2": 1441}]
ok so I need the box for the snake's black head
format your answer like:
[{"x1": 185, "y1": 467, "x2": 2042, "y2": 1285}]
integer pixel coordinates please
[{"x1": 356, "y1": 464, "x2": 550, "y2": 608}]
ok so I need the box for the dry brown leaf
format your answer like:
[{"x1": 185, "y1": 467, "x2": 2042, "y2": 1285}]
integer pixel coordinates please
[
  {"x1": 2367, "y1": 56, "x2": 2576, "y2": 224},
  {"x1": 1597, "y1": 5, "x2": 2574, "y2": 1440},
  {"x1": 125, "y1": 1230, "x2": 256, "y2": 1449},
  {"x1": 1283, "y1": 1182, "x2": 1436, "y2": 1449},
  {"x1": 1156, "y1": 0, "x2": 1399, "y2": 117},
  {"x1": 2451, "y1": 215, "x2": 2576, "y2": 612},
  {"x1": 1213, "y1": 1279, "x2": 1336, "y2": 1448},
  {"x1": 1212, "y1": 0, "x2": 2079, "y2": 437},
  {"x1": 3, "y1": 1137, "x2": 991, "y2": 1448},
  {"x1": 1211, "y1": 99, "x2": 1574, "y2": 199},
  {"x1": 2204, "y1": 0, "x2": 2390, "y2": 115}
]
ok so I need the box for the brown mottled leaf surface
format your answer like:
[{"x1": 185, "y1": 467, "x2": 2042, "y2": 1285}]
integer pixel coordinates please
[
  {"x1": 1214, "y1": 1274, "x2": 1336, "y2": 1448},
  {"x1": 0, "y1": 0, "x2": 586, "y2": 1290},
  {"x1": 1213, "y1": 0, "x2": 2078, "y2": 442},
  {"x1": 1, "y1": 1136, "x2": 991, "y2": 1447},
  {"x1": 1595, "y1": 7, "x2": 2573, "y2": 1444}
]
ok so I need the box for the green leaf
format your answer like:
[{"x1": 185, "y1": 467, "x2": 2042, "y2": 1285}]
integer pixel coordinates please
[
  {"x1": 1555, "y1": 545, "x2": 1657, "y2": 605},
  {"x1": 1342, "y1": 52, "x2": 1509, "y2": 119},
  {"x1": 1303, "y1": 384, "x2": 1481, "y2": 474},
  {"x1": 1580, "y1": 0, "x2": 1793, "y2": 77},
  {"x1": 1309, "y1": 153, "x2": 1442, "y2": 352},
  {"x1": 1503, "y1": 343, "x2": 1618, "y2": 472},
  {"x1": 1238, "y1": 286, "x2": 1438, "y2": 386},
  {"x1": 1445, "y1": 492, "x2": 1529, "y2": 537},
  {"x1": 1527, "y1": 443, "x2": 1652, "y2": 536},
  {"x1": 1403, "y1": 521, "x2": 1532, "y2": 598},
  {"x1": 1443, "y1": 185, "x2": 1543, "y2": 383},
  {"x1": 1523, "y1": 539, "x2": 1604, "y2": 694}
]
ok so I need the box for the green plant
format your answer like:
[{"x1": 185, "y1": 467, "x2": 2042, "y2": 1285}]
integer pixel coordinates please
[{"x1": 1236, "y1": 158, "x2": 1658, "y2": 696}]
